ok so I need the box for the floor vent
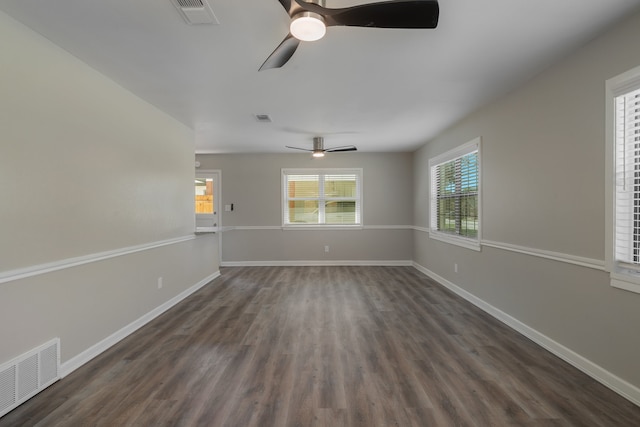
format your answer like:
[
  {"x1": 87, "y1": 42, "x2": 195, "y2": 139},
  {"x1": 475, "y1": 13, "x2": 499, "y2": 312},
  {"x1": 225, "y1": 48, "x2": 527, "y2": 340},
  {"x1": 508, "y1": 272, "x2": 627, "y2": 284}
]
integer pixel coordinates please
[
  {"x1": 170, "y1": 0, "x2": 219, "y2": 25},
  {"x1": 0, "y1": 338, "x2": 60, "y2": 418}
]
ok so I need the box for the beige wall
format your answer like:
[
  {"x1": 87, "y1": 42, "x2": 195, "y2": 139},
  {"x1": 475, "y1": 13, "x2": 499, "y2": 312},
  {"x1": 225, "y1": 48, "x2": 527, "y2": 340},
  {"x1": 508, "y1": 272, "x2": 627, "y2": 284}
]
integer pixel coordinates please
[
  {"x1": 196, "y1": 153, "x2": 413, "y2": 264},
  {"x1": 0, "y1": 12, "x2": 219, "y2": 365},
  {"x1": 413, "y1": 10, "x2": 640, "y2": 392}
]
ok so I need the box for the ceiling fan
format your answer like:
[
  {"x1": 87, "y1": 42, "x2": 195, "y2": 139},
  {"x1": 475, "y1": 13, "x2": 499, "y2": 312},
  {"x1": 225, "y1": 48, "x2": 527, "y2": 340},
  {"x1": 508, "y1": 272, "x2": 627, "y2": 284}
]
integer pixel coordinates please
[
  {"x1": 260, "y1": 0, "x2": 440, "y2": 70},
  {"x1": 286, "y1": 136, "x2": 357, "y2": 157}
]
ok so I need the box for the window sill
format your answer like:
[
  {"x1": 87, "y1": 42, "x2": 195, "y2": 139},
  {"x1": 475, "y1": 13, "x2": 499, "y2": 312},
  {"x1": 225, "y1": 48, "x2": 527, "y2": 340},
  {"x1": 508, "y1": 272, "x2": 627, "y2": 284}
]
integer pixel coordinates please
[
  {"x1": 429, "y1": 231, "x2": 481, "y2": 251},
  {"x1": 610, "y1": 271, "x2": 640, "y2": 294},
  {"x1": 282, "y1": 225, "x2": 363, "y2": 231}
]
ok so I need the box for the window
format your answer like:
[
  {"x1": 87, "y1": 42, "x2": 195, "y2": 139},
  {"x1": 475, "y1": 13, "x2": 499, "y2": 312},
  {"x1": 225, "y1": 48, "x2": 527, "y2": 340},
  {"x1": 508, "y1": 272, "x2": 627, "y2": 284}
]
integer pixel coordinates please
[
  {"x1": 195, "y1": 171, "x2": 220, "y2": 232},
  {"x1": 429, "y1": 138, "x2": 481, "y2": 250},
  {"x1": 195, "y1": 178, "x2": 214, "y2": 213},
  {"x1": 282, "y1": 168, "x2": 362, "y2": 227},
  {"x1": 606, "y1": 65, "x2": 640, "y2": 294}
]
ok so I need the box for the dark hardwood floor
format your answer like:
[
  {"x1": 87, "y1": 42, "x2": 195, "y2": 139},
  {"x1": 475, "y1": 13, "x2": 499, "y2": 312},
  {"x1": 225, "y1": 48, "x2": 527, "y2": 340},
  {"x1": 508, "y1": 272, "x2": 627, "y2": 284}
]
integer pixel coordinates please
[{"x1": 2, "y1": 266, "x2": 639, "y2": 426}]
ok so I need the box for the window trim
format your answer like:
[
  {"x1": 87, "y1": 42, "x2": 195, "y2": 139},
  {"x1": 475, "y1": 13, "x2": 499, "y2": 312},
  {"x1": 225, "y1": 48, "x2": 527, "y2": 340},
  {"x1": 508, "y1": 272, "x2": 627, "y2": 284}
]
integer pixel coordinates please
[
  {"x1": 281, "y1": 168, "x2": 363, "y2": 229},
  {"x1": 429, "y1": 137, "x2": 482, "y2": 251},
  {"x1": 605, "y1": 65, "x2": 640, "y2": 294}
]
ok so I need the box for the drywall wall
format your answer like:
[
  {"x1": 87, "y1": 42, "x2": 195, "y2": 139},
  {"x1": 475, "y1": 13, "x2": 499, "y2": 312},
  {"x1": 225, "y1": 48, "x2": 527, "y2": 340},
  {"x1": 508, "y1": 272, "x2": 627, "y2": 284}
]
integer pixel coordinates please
[
  {"x1": 413, "y1": 9, "x2": 640, "y2": 396},
  {"x1": 0, "y1": 237, "x2": 218, "y2": 365},
  {"x1": 196, "y1": 153, "x2": 413, "y2": 264},
  {"x1": 0, "y1": 17, "x2": 193, "y2": 272},
  {"x1": 0, "y1": 11, "x2": 219, "y2": 366}
]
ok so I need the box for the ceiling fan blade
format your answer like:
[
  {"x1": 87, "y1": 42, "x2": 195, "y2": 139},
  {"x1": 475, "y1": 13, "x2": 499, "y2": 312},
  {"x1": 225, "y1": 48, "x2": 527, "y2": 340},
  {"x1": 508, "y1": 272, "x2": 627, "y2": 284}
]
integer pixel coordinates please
[
  {"x1": 294, "y1": 0, "x2": 439, "y2": 29},
  {"x1": 278, "y1": 0, "x2": 291, "y2": 12},
  {"x1": 325, "y1": 146, "x2": 358, "y2": 152},
  {"x1": 259, "y1": 34, "x2": 300, "y2": 71},
  {"x1": 285, "y1": 145, "x2": 314, "y2": 152}
]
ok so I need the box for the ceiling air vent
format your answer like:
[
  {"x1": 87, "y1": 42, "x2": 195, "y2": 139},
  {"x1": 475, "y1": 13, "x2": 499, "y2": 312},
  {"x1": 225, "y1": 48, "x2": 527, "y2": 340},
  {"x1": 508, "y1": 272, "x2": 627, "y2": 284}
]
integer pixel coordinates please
[
  {"x1": 171, "y1": 0, "x2": 219, "y2": 25},
  {"x1": 254, "y1": 114, "x2": 272, "y2": 123}
]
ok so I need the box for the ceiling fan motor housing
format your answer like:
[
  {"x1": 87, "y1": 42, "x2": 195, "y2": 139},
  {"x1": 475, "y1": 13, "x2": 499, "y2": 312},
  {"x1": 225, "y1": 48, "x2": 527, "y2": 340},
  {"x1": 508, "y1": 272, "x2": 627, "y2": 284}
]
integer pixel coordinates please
[
  {"x1": 290, "y1": 11, "x2": 326, "y2": 41},
  {"x1": 260, "y1": 0, "x2": 439, "y2": 70}
]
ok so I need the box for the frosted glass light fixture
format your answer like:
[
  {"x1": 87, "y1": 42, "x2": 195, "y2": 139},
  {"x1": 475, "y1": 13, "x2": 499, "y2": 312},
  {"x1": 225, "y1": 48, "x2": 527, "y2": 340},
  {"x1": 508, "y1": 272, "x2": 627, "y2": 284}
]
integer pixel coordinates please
[{"x1": 290, "y1": 12, "x2": 326, "y2": 42}]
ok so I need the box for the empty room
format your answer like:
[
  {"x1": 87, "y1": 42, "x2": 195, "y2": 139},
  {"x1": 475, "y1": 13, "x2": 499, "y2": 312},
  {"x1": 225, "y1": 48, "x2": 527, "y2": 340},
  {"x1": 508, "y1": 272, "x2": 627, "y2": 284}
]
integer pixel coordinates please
[{"x1": 2, "y1": 0, "x2": 640, "y2": 425}]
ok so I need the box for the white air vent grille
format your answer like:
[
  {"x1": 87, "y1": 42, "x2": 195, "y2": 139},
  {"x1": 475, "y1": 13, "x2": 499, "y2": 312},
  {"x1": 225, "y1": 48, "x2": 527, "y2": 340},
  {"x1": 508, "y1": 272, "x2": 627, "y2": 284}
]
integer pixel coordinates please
[
  {"x1": 40, "y1": 345, "x2": 59, "y2": 386},
  {"x1": 170, "y1": 0, "x2": 219, "y2": 25},
  {"x1": 0, "y1": 338, "x2": 60, "y2": 418},
  {"x1": 17, "y1": 355, "x2": 38, "y2": 400},
  {"x1": 0, "y1": 366, "x2": 16, "y2": 414},
  {"x1": 176, "y1": 0, "x2": 204, "y2": 7}
]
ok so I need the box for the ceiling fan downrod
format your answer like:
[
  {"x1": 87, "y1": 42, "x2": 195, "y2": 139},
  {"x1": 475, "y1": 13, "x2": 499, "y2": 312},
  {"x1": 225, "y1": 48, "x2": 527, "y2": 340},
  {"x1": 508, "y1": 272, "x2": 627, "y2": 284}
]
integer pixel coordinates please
[{"x1": 312, "y1": 136, "x2": 325, "y2": 157}]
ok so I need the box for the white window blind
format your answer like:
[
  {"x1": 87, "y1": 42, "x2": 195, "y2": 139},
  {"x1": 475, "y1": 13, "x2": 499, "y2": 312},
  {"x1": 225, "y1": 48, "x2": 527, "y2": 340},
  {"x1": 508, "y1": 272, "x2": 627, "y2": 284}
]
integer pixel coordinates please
[
  {"x1": 429, "y1": 138, "x2": 480, "y2": 249},
  {"x1": 614, "y1": 86, "x2": 640, "y2": 266},
  {"x1": 282, "y1": 169, "x2": 362, "y2": 227},
  {"x1": 606, "y1": 65, "x2": 640, "y2": 293}
]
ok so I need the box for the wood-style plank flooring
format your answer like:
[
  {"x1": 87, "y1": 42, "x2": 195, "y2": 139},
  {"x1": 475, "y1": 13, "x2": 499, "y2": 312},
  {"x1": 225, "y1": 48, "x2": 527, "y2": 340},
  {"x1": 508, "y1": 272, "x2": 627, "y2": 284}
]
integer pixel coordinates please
[{"x1": 2, "y1": 266, "x2": 639, "y2": 426}]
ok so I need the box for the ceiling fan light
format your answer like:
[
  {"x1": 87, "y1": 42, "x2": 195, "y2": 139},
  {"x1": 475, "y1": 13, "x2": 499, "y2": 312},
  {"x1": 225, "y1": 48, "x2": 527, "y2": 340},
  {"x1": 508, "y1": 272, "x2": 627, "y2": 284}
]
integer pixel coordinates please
[
  {"x1": 312, "y1": 150, "x2": 325, "y2": 158},
  {"x1": 290, "y1": 12, "x2": 326, "y2": 42}
]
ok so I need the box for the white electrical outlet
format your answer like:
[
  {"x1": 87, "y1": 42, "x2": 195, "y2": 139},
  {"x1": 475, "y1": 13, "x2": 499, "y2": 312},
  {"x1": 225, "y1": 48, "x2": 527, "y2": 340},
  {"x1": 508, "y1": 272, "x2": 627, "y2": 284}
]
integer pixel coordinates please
[
  {"x1": 324, "y1": 245, "x2": 330, "y2": 252},
  {"x1": 454, "y1": 263, "x2": 458, "y2": 273},
  {"x1": 157, "y1": 277, "x2": 163, "y2": 289}
]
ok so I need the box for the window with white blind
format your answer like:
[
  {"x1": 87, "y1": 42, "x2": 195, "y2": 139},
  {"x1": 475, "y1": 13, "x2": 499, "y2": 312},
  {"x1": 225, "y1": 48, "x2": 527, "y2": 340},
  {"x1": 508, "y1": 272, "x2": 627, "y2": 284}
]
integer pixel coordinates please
[
  {"x1": 429, "y1": 138, "x2": 481, "y2": 250},
  {"x1": 606, "y1": 65, "x2": 640, "y2": 294},
  {"x1": 282, "y1": 168, "x2": 362, "y2": 227}
]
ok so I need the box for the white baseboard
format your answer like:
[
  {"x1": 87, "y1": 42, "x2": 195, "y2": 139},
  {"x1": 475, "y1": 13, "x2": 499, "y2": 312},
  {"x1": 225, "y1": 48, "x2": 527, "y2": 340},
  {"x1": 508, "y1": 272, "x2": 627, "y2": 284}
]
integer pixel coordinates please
[
  {"x1": 412, "y1": 262, "x2": 640, "y2": 407},
  {"x1": 220, "y1": 260, "x2": 413, "y2": 267},
  {"x1": 60, "y1": 271, "x2": 220, "y2": 377}
]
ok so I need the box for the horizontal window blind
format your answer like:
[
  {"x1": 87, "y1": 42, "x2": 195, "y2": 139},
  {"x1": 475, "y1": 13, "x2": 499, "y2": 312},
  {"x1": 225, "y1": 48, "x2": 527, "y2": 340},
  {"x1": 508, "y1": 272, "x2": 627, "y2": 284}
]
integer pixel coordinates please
[
  {"x1": 283, "y1": 169, "x2": 362, "y2": 226},
  {"x1": 430, "y1": 139, "x2": 480, "y2": 243},
  {"x1": 614, "y1": 87, "x2": 640, "y2": 265}
]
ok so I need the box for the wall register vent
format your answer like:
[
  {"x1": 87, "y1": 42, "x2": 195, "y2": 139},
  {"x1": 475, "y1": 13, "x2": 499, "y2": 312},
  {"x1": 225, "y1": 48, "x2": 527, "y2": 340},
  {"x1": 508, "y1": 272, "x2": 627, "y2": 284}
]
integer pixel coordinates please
[
  {"x1": 171, "y1": 0, "x2": 219, "y2": 25},
  {"x1": 0, "y1": 338, "x2": 60, "y2": 418}
]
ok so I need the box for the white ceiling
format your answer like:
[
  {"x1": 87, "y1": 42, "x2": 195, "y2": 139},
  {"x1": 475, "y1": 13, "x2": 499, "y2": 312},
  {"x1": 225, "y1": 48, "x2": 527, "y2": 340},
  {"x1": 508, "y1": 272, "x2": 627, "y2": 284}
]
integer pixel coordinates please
[{"x1": 2, "y1": 0, "x2": 639, "y2": 154}]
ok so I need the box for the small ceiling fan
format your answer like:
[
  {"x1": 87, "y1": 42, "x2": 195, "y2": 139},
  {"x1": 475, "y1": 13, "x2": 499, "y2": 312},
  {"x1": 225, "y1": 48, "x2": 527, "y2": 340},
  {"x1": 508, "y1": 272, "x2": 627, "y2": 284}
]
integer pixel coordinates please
[
  {"x1": 260, "y1": 0, "x2": 440, "y2": 70},
  {"x1": 286, "y1": 136, "x2": 357, "y2": 157}
]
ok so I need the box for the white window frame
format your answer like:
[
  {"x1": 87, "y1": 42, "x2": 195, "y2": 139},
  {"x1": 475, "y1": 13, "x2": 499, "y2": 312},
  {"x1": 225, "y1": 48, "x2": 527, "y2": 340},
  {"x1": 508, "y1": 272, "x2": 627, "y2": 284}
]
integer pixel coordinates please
[
  {"x1": 605, "y1": 64, "x2": 640, "y2": 294},
  {"x1": 429, "y1": 137, "x2": 481, "y2": 251},
  {"x1": 282, "y1": 168, "x2": 363, "y2": 229}
]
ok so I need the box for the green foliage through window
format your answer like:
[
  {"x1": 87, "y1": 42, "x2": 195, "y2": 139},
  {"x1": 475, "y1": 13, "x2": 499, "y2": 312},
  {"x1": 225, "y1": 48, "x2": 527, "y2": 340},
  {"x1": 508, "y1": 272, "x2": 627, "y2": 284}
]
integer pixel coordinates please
[{"x1": 431, "y1": 146, "x2": 479, "y2": 240}]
